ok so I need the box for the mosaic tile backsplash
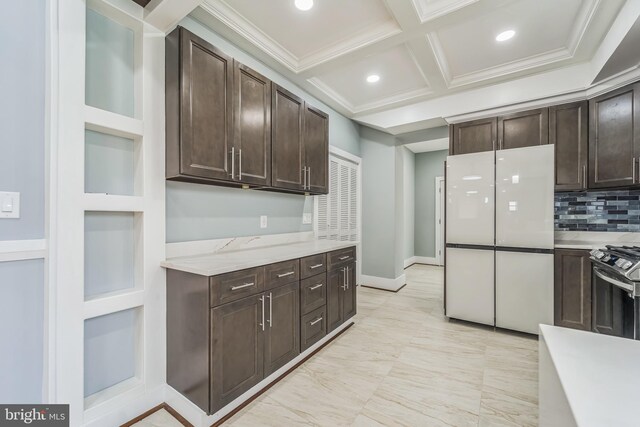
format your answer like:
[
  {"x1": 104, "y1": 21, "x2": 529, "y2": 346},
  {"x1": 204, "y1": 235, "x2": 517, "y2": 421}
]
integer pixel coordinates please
[{"x1": 555, "y1": 190, "x2": 640, "y2": 232}]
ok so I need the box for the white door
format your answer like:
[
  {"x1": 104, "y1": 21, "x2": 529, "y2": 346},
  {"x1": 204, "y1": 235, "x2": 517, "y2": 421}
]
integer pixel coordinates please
[
  {"x1": 446, "y1": 151, "x2": 495, "y2": 246},
  {"x1": 496, "y1": 145, "x2": 554, "y2": 249},
  {"x1": 496, "y1": 251, "x2": 554, "y2": 334},
  {"x1": 446, "y1": 247, "x2": 495, "y2": 326}
]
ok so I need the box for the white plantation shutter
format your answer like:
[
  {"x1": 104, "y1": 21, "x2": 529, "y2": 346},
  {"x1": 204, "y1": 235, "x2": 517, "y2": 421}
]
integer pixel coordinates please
[{"x1": 316, "y1": 153, "x2": 359, "y2": 243}]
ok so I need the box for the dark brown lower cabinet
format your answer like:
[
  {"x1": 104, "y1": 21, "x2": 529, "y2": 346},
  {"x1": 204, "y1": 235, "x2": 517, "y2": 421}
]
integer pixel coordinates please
[
  {"x1": 301, "y1": 306, "x2": 327, "y2": 351},
  {"x1": 592, "y1": 274, "x2": 626, "y2": 337},
  {"x1": 327, "y1": 261, "x2": 357, "y2": 332},
  {"x1": 554, "y1": 249, "x2": 592, "y2": 331},
  {"x1": 211, "y1": 294, "x2": 264, "y2": 412},
  {"x1": 264, "y1": 281, "x2": 300, "y2": 376}
]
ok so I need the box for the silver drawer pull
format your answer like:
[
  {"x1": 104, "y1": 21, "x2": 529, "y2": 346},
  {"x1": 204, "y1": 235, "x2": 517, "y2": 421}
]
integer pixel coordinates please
[
  {"x1": 339, "y1": 256, "x2": 350, "y2": 260},
  {"x1": 277, "y1": 271, "x2": 295, "y2": 278},
  {"x1": 310, "y1": 317, "x2": 323, "y2": 326},
  {"x1": 309, "y1": 283, "x2": 323, "y2": 290},
  {"x1": 309, "y1": 264, "x2": 323, "y2": 269},
  {"x1": 231, "y1": 282, "x2": 254, "y2": 291}
]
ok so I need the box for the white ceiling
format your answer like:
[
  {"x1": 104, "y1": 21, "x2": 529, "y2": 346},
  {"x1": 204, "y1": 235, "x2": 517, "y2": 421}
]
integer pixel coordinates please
[
  {"x1": 404, "y1": 137, "x2": 449, "y2": 153},
  {"x1": 193, "y1": 0, "x2": 640, "y2": 134}
]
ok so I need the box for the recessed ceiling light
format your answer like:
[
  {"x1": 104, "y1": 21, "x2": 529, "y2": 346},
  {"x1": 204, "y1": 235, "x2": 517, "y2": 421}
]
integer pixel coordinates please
[
  {"x1": 495, "y1": 30, "x2": 515, "y2": 42},
  {"x1": 366, "y1": 74, "x2": 380, "y2": 83},
  {"x1": 294, "y1": 0, "x2": 314, "y2": 11}
]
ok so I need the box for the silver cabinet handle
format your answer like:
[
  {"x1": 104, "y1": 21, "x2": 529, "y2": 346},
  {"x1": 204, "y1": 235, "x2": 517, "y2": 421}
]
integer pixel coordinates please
[
  {"x1": 259, "y1": 296, "x2": 265, "y2": 331},
  {"x1": 339, "y1": 256, "x2": 350, "y2": 260},
  {"x1": 342, "y1": 267, "x2": 347, "y2": 290},
  {"x1": 492, "y1": 139, "x2": 496, "y2": 150},
  {"x1": 307, "y1": 166, "x2": 311, "y2": 190},
  {"x1": 582, "y1": 165, "x2": 587, "y2": 189},
  {"x1": 310, "y1": 317, "x2": 323, "y2": 326},
  {"x1": 309, "y1": 264, "x2": 323, "y2": 269},
  {"x1": 230, "y1": 147, "x2": 235, "y2": 179},
  {"x1": 231, "y1": 282, "x2": 254, "y2": 291},
  {"x1": 238, "y1": 148, "x2": 242, "y2": 180},
  {"x1": 267, "y1": 292, "x2": 273, "y2": 328},
  {"x1": 634, "y1": 158, "x2": 638, "y2": 184},
  {"x1": 309, "y1": 283, "x2": 323, "y2": 290},
  {"x1": 277, "y1": 271, "x2": 295, "y2": 278},
  {"x1": 345, "y1": 266, "x2": 349, "y2": 290},
  {"x1": 302, "y1": 166, "x2": 307, "y2": 190}
]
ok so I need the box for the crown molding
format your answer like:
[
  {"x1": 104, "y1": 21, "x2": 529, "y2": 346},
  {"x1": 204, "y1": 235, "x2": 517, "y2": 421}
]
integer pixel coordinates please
[{"x1": 410, "y1": 0, "x2": 479, "y2": 23}]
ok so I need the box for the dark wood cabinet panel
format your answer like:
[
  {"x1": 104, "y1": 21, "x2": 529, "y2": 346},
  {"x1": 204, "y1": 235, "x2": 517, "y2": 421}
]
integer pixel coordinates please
[
  {"x1": 301, "y1": 306, "x2": 327, "y2": 351},
  {"x1": 304, "y1": 105, "x2": 329, "y2": 194},
  {"x1": 210, "y1": 267, "x2": 264, "y2": 307},
  {"x1": 450, "y1": 117, "x2": 496, "y2": 155},
  {"x1": 264, "y1": 259, "x2": 299, "y2": 290},
  {"x1": 327, "y1": 246, "x2": 356, "y2": 270},
  {"x1": 592, "y1": 274, "x2": 625, "y2": 337},
  {"x1": 589, "y1": 82, "x2": 640, "y2": 189},
  {"x1": 327, "y1": 268, "x2": 344, "y2": 333},
  {"x1": 166, "y1": 27, "x2": 233, "y2": 183},
  {"x1": 263, "y1": 281, "x2": 300, "y2": 375},
  {"x1": 498, "y1": 108, "x2": 549, "y2": 150},
  {"x1": 272, "y1": 84, "x2": 305, "y2": 191},
  {"x1": 550, "y1": 101, "x2": 588, "y2": 191},
  {"x1": 210, "y1": 294, "x2": 264, "y2": 413},
  {"x1": 300, "y1": 273, "x2": 327, "y2": 315},
  {"x1": 343, "y1": 262, "x2": 357, "y2": 322},
  {"x1": 300, "y1": 253, "x2": 326, "y2": 279},
  {"x1": 554, "y1": 249, "x2": 591, "y2": 331},
  {"x1": 233, "y1": 62, "x2": 271, "y2": 186}
]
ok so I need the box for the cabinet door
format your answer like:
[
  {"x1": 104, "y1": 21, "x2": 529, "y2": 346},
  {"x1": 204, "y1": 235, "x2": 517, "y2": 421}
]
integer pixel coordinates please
[
  {"x1": 550, "y1": 101, "x2": 588, "y2": 191},
  {"x1": 498, "y1": 108, "x2": 549, "y2": 150},
  {"x1": 263, "y1": 281, "x2": 300, "y2": 375},
  {"x1": 450, "y1": 118, "x2": 496, "y2": 155},
  {"x1": 554, "y1": 249, "x2": 591, "y2": 331},
  {"x1": 233, "y1": 61, "x2": 271, "y2": 186},
  {"x1": 272, "y1": 84, "x2": 304, "y2": 191},
  {"x1": 210, "y1": 294, "x2": 264, "y2": 413},
  {"x1": 304, "y1": 104, "x2": 329, "y2": 194},
  {"x1": 327, "y1": 268, "x2": 345, "y2": 332},
  {"x1": 177, "y1": 28, "x2": 233, "y2": 181},
  {"x1": 592, "y1": 275, "x2": 625, "y2": 337},
  {"x1": 343, "y1": 262, "x2": 357, "y2": 322},
  {"x1": 589, "y1": 83, "x2": 640, "y2": 188}
]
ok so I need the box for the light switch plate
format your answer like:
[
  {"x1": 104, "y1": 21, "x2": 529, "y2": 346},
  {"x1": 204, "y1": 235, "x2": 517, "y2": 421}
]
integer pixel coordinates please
[
  {"x1": 0, "y1": 192, "x2": 20, "y2": 219},
  {"x1": 260, "y1": 215, "x2": 268, "y2": 229},
  {"x1": 302, "y1": 213, "x2": 312, "y2": 224}
]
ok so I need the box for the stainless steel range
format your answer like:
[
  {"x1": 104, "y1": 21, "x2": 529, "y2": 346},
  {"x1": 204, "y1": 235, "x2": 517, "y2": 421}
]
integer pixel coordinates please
[{"x1": 590, "y1": 245, "x2": 640, "y2": 340}]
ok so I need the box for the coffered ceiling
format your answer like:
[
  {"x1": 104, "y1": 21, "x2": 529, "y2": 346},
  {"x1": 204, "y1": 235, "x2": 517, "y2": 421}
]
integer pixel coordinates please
[{"x1": 192, "y1": 0, "x2": 639, "y2": 133}]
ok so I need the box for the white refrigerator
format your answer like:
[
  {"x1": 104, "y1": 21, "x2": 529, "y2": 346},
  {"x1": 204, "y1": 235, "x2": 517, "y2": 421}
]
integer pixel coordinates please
[{"x1": 445, "y1": 145, "x2": 554, "y2": 334}]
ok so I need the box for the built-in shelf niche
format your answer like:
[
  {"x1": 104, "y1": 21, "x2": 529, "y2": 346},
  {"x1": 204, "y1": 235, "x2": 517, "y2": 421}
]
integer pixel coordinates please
[
  {"x1": 84, "y1": 211, "x2": 142, "y2": 300},
  {"x1": 83, "y1": 307, "x2": 142, "y2": 407}
]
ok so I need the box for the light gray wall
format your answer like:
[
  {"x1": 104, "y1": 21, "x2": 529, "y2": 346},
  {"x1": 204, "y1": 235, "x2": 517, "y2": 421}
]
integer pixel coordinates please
[
  {"x1": 401, "y1": 147, "x2": 415, "y2": 261},
  {"x1": 415, "y1": 150, "x2": 448, "y2": 258},
  {"x1": 0, "y1": 0, "x2": 45, "y2": 404},
  {"x1": 360, "y1": 127, "x2": 404, "y2": 279},
  {"x1": 166, "y1": 17, "x2": 361, "y2": 243}
]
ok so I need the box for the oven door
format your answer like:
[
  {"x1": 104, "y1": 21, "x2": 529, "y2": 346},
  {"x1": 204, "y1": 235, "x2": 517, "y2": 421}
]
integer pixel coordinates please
[{"x1": 592, "y1": 267, "x2": 636, "y2": 339}]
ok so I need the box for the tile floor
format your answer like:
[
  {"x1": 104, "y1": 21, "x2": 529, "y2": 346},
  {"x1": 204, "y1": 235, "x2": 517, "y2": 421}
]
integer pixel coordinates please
[{"x1": 136, "y1": 264, "x2": 539, "y2": 427}]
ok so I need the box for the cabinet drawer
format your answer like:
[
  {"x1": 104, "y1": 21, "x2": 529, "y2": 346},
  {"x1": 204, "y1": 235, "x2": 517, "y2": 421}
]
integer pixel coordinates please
[
  {"x1": 210, "y1": 267, "x2": 264, "y2": 307},
  {"x1": 301, "y1": 306, "x2": 326, "y2": 352},
  {"x1": 300, "y1": 273, "x2": 327, "y2": 315},
  {"x1": 300, "y1": 253, "x2": 326, "y2": 279},
  {"x1": 264, "y1": 259, "x2": 299, "y2": 290},
  {"x1": 327, "y1": 246, "x2": 356, "y2": 270}
]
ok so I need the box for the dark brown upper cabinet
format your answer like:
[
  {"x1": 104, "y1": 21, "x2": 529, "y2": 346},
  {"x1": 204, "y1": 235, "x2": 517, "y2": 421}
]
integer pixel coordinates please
[
  {"x1": 233, "y1": 62, "x2": 271, "y2": 186},
  {"x1": 271, "y1": 84, "x2": 305, "y2": 192},
  {"x1": 589, "y1": 82, "x2": 640, "y2": 189},
  {"x1": 449, "y1": 117, "x2": 497, "y2": 155},
  {"x1": 304, "y1": 105, "x2": 329, "y2": 194},
  {"x1": 550, "y1": 101, "x2": 588, "y2": 191},
  {"x1": 166, "y1": 27, "x2": 234, "y2": 184},
  {"x1": 554, "y1": 249, "x2": 591, "y2": 331},
  {"x1": 271, "y1": 84, "x2": 329, "y2": 195},
  {"x1": 497, "y1": 108, "x2": 549, "y2": 150}
]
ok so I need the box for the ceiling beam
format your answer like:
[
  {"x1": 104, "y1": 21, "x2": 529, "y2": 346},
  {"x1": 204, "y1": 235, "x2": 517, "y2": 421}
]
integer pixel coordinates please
[{"x1": 144, "y1": 0, "x2": 202, "y2": 33}]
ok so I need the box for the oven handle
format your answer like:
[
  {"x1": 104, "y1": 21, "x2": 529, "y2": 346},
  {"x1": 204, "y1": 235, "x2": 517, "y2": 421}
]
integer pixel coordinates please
[{"x1": 593, "y1": 267, "x2": 635, "y2": 294}]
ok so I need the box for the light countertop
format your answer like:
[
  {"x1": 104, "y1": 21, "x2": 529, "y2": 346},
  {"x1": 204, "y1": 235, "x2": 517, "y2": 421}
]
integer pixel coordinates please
[
  {"x1": 161, "y1": 239, "x2": 357, "y2": 276},
  {"x1": 539, "y1": 325, "x2": 640, "y2": 427},
  {"x1": 554, "y1": 231, "x2": 639, "y2": 250}
]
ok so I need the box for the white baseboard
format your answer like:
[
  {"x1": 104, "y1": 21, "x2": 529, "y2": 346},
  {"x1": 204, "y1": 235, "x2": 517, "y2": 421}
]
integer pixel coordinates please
[
  {"x1": 403, "y1": 256, "x2": 416, "y2": 268},
  {"x1": 404, "y1": 256, "x2": 440, "y2": 267},
  {"x1": 360, "y1": 273, "x2": 406, "y2": 291}
]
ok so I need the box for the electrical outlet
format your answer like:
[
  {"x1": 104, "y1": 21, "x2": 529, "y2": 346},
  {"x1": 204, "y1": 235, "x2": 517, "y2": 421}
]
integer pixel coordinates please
[
  {"x1": 302, "y1": 213, "x2": 312, "y2": 224},
  {"x1": 260, "y1": 215, "x2": 268, "y2": 229}
]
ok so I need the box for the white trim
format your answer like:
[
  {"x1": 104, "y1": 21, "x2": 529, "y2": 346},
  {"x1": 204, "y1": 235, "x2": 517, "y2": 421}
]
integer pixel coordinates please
[
  {"x1": 84, "y1": 106, "x2": 144, "y2": 139},
  {"x1": 404, "y1": 256, "x2": 440, "y2": 268},
  {"x1": 83, "y1": 290, "x2": 145, "y2": 320},
  {"x1": 404, "y1": 256, "x2": 416, "y2": 269},
  {"x1": 435, "y1": 176, "x2": 445, "y2": 266},
  {"x1": 360, "y1": 273, "x2": 406, "y2": 291},
  {"x1": 165, "y1": 320, "x2": 355, "y2": 426},
  {"x1": 328, "y1": 145, "x2": 362, "y2": 165},
  {"x1": 83, "y1": 194, "x2": 145, "y2": 212},
  {"x1": 410, "y1": 0, "x2": 479, "y2": 23},
  {"x1": 0, "y1": 240, "x2": 46, "y2": 262}
]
